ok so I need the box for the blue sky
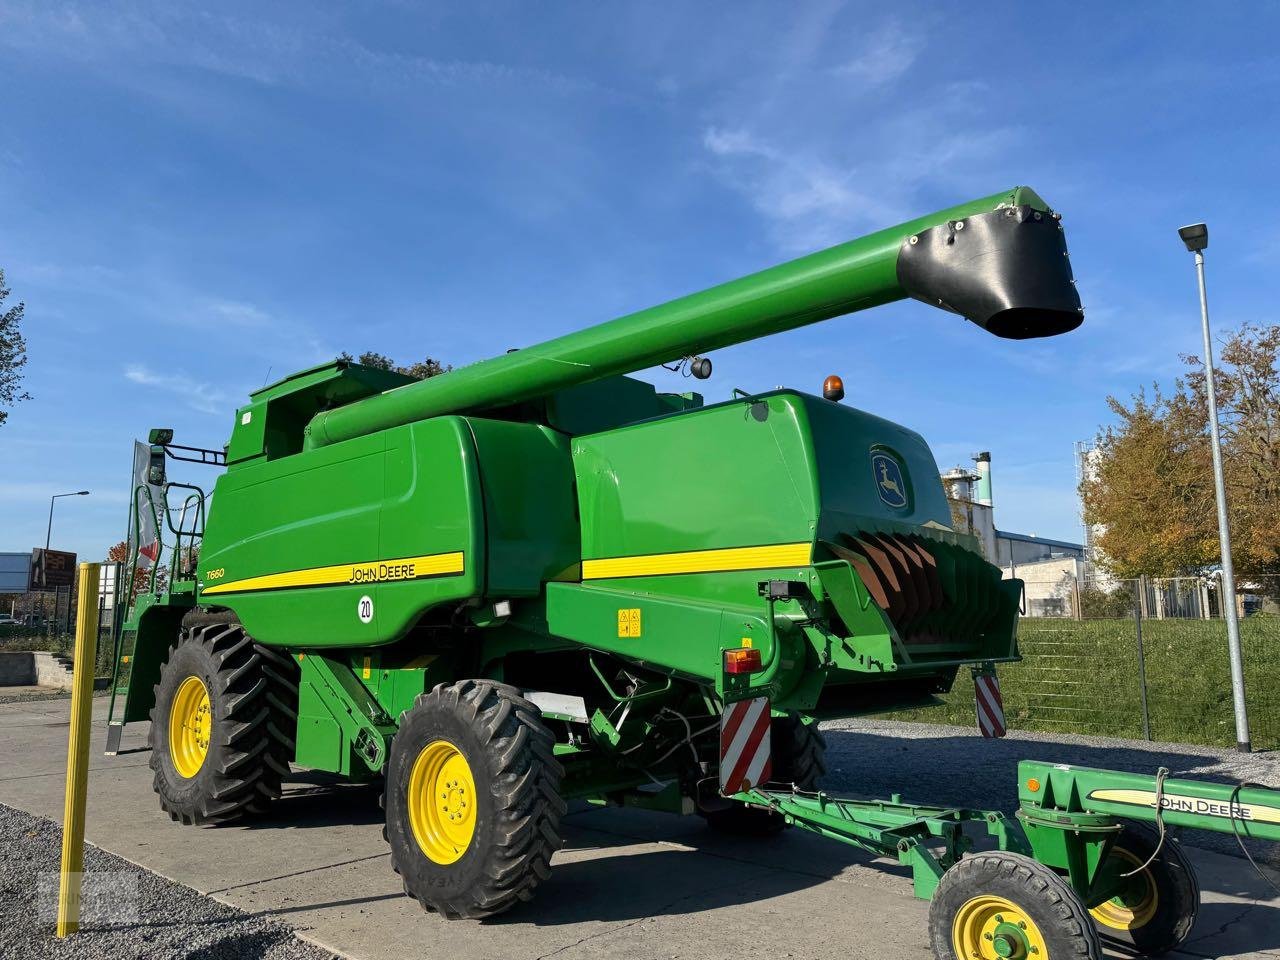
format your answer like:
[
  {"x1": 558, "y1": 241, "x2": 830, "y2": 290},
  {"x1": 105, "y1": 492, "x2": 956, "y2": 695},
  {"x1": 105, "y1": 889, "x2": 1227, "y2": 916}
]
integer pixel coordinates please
[{"x1": 1, "y1": 1, "x2": 1278, "y2": 561}]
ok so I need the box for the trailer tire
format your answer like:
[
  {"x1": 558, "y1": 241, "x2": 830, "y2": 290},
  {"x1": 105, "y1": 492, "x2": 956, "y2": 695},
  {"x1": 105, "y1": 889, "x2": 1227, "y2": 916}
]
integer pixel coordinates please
[
  {"x1": 1088, "y1": 822, "x2": 1199, "y2": 955},
  {"x1": 930, "y1": 851, "x2": 1102, "y2": 960},
  {"x1": 149, "y1": 623, "x2": 298, "y2": 824},
  {"x1": 384, "y1": 680, "x2": 565, "y2": 919},
  {"x1": 702, "y1": 713, "x2": 826, "y2": 835}
]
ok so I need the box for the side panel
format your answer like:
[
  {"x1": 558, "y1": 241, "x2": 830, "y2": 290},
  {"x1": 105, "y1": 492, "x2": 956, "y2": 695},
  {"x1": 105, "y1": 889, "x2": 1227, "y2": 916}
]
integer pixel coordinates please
[
  {"x1": 198, "y1": 432, "x2": 386, "y2": 644},
  {"x1": 375, "y1": 418, "x2": 484, "y2": 639},
  {"x1": 802, "y1": 395, "x2": 954, "y2": 535},
  {"x1": 197, "y1": 418, "x2": 483, "y2": 646},
  {"x1": 572, "y1": 392, "x2": 819, "y2": 602},
  {"x1": 464, "y1": 418, "x2": 580, "y2": 596},
  {"x1": 546, "y1": 395, "x2": 818, "y2": 691}
]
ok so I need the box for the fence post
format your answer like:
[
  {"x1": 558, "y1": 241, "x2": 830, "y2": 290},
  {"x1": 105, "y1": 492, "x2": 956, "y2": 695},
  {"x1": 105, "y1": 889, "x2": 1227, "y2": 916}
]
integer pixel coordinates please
[{"x1": 1134, "y1": 577, "x2": 1152, "y2": 741}]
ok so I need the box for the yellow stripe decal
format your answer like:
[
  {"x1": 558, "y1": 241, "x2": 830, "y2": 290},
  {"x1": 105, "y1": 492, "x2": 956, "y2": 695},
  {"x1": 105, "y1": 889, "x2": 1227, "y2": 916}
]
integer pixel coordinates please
[
  {"x1": 202, "y1": 551, "x2": 465, "y2": 596},
  {"x1": 582, "y1": 542, "x2": 812, "y2": 580},
  {"x1": 1088, "y1": 788, "x2": 1280, "y2": 825}
]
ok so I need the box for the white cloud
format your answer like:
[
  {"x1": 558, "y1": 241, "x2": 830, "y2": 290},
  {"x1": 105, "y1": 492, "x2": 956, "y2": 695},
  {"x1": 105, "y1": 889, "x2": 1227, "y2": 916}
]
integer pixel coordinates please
[
  {"x1": 703, "y1": 127, "x2": 775, "y2": 160},
  {"x1": 701, "y1": 126, "x2": 893, "y2": 252},
  {"x1": 124, "y1": 364, "x2": 225, "y2": 415},
  {"x1": 0, "y1": 3, "x2": 598, "y2": 98},
  {"x1": 831, "y1": 23, "x2": 924, "y2": 85},
  {"x1": 207, "y1": 299, "x2": 271, "y2": 326}
]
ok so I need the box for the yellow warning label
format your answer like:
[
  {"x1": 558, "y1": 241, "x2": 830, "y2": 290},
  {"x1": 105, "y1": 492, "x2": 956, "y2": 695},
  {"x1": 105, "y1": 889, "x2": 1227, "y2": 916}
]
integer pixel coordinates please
[
  {"x1": 362, "y1": 656, "x2": 372, "y2": 679},
  {"x1": 617, "y1": 608, "x2": 641, "y2": 638}
]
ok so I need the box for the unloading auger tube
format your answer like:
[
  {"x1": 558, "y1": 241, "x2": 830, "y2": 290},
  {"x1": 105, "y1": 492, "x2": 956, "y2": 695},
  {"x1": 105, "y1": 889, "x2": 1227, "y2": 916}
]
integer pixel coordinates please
[{"x1": 305, "y1": 185, "x2": 1081, "y2": 448}]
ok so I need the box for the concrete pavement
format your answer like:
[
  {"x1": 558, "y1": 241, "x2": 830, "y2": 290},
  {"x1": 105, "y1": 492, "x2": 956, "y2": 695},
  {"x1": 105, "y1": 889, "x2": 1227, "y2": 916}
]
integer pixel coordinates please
[{"x1": 2, "y1": 696, "x2": 1277, "y2": 960}]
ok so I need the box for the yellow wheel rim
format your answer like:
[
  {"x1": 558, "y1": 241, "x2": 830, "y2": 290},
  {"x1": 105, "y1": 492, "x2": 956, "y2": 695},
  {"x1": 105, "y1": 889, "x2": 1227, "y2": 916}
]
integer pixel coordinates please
[
  {"x1": 407, "y1": 740, "x2": 477, "y2": 865},
  {"x1": 168, "y1": 675, "x2": 211, "y2": 779},
  {"x1": 953, "y1": 894, "x2": 1049, "y2": 960},
  {"x1": 1090, "y1": 848, "x2": 1159, "y2": 931}
]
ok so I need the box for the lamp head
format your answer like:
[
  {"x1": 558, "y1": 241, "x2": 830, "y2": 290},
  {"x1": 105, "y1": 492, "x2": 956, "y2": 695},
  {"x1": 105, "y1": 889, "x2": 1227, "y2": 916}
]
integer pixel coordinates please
[{"x1": 1178, "y1": 223, "x2": 1208, "y2": 253}]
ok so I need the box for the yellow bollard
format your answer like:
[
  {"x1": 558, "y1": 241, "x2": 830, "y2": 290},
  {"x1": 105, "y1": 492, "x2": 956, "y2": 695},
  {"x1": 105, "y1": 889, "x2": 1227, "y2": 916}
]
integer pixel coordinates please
[{"x1": 56, "y1": 562, "x2": 101, "y2": 937}]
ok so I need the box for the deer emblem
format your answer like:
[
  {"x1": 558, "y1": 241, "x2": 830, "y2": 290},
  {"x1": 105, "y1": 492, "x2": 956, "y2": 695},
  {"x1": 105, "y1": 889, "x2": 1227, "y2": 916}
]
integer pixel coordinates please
[
  {"x1": 872, "y1": 453, "x2": 908, "y2": 508},
  {"x1": 878, "y1": 461, "x2": 902, "y2": 498}
]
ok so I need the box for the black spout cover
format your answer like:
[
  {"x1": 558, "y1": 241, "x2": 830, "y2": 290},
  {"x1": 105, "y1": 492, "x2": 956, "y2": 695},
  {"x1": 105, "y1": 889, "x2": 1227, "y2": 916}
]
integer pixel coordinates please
[{"x1": 896, "y1": 205, "x2": 1083, "y2": 340}]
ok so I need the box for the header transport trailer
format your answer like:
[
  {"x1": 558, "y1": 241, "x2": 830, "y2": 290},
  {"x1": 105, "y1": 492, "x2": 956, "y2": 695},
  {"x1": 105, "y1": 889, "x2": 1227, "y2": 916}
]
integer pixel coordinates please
[{"x1": 104, "y1": 187, "x2": 1279, "y2": 960}]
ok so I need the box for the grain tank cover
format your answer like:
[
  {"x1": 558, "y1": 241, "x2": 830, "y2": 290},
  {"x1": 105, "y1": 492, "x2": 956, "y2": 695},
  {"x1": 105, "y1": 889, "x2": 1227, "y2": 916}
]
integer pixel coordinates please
[{"x1": 896, "y1": 203, "x2": 1081, "y2": 340}]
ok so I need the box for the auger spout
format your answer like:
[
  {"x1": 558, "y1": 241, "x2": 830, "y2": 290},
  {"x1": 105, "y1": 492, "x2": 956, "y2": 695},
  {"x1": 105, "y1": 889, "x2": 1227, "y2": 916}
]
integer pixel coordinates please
[{"x1": 306, "y1": 185, "x2": 1080, "y2": 448}]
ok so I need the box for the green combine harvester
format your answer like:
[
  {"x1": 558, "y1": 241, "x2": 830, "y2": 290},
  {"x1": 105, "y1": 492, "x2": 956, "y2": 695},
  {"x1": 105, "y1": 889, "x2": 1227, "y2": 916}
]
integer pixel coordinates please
[{"x1": 107, "y1": 187, "x2": 1280, "y2": 960}]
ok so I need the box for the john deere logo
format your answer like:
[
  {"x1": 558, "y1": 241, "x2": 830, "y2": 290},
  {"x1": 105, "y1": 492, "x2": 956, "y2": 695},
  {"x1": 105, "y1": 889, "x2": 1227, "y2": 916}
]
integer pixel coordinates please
[{"x1": 871, "y1": 452, "x2": 908, "y2": 509}]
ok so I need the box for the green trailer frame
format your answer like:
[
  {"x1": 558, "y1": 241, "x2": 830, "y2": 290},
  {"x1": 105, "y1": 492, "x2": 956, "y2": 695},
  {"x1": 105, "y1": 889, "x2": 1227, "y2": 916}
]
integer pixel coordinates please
[{"x1": 736, "y1": 760, "x2": 1279, "y2": 904}]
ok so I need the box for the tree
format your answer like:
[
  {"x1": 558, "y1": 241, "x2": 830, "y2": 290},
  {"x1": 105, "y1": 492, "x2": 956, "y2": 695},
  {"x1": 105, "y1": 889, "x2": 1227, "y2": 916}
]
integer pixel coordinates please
[
  {"x1": 108, "y1": 540, "x2": 168, "y2": 596},
  {"x1": 339, "y1": 350, "x2": 451, "y2": 380},
  {"x1": 1082, "y1": 323, "x2": 1280, "y2": 579},
  {"x1": 0, "y1": 268, "x2": 30, "y2": 426}
]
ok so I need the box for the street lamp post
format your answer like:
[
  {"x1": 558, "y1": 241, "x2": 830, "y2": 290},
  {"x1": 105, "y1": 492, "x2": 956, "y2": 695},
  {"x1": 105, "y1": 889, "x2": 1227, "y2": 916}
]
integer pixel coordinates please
[
  {"x1": 1178, "y1": 222, "x2": 1250, "y2": 753},
  {"x1": 42, "y1": 490, "x2": 90, "y2": 589}
]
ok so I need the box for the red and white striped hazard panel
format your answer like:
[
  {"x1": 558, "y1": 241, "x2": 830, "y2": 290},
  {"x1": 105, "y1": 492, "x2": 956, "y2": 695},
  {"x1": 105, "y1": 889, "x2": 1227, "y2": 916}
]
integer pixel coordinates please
[
  {"x1": 720, "y1": 696, "x2": 773, "y2": 795},
  {"x1": 974, "y1": 672, "x2": 1006, "y2": 738}
]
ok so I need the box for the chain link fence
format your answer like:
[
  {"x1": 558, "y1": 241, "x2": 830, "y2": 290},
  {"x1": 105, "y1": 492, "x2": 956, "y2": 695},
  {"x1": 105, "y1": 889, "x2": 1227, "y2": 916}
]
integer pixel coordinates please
[{"x1": 908, "y1": 575, "x2": 1280, "y2": 751}]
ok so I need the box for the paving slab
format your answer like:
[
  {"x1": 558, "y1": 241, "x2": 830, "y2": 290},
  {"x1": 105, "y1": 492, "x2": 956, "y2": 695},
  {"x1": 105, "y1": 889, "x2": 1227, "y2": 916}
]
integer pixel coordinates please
[{"x1": 2, "y1": 697, "x2": 1277, "y2": 959}]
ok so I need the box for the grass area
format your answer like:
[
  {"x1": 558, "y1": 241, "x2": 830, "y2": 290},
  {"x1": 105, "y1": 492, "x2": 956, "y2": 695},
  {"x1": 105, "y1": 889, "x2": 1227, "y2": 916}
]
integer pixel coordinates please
[
  {"x1": 885, "y1": 618, "x2": 1280, "y2": 751},
  {"x1": 0, "y1": 627, "x2": 117, "y2": 678}
]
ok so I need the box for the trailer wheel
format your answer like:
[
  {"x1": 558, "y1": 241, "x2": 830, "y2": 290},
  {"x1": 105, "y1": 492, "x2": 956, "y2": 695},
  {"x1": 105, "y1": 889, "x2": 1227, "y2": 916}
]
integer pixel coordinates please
[
  {"x1": 1088, "y1": 822, "x2": 1199, "y2": 954},
  {"x1": 929, "y1": 851, "x2": 1102, "y2": 960},
  {"x1": 703, "y1": 713, "x2": 826, "y2": 835},
  {"x1": 384, "y1": 680, "x2": 565, "y2": 919},
  {"x1": 148, "y1": 623, "x2": 298, "y2": 824}
]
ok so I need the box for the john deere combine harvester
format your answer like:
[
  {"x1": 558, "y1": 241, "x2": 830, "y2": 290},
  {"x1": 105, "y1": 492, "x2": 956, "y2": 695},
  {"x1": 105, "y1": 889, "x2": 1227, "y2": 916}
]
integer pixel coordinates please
[{"x1": 107, "y1": 187, "x2": 1280, "y2": 960}]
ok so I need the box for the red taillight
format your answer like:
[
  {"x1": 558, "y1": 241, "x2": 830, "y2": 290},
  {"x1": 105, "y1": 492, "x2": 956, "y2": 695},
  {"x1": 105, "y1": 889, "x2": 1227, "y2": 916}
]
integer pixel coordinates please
[{"x1": 723, "y1": 647, "x2": 763, "y2": 675}]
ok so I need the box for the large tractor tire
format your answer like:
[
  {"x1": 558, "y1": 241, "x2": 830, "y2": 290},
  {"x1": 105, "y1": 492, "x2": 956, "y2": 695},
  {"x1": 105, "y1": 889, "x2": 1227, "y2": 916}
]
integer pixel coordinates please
[
  {"x1": 149, "y1": 621, "x2": 298, "y2": 824},
  {"x1": 1088, "y1": 822, "x2": 1199, "y2": 954},
  {"x1": 930, "y1": 851, "x2": 1102, "y2": 960},
  {"x1": 384, "y1": 680, "x2": 565, "y2": 919},
  {"x1": 702, "y1": 713, "x2": 827, "y2": 835}
]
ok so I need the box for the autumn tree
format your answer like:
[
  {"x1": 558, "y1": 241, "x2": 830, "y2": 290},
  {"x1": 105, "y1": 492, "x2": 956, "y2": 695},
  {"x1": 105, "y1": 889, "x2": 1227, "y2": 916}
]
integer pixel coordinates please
[
  {"x1": 1, "y1": 268, "x2": 30, "y2": 426},
  {"x1": 1082, "y1": 323, "x2": 1280, "y2": 579},
  {"x1": 340, "y1": 351, "x2": 451, "y2": 380},
  {"x1": 108, "y1": 540, "x2": 168, "y2": 596}
]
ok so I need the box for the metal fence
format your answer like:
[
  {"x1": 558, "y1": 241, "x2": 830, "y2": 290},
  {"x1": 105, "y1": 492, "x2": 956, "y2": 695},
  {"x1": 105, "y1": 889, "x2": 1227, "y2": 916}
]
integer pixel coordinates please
[
  {"x1": 1017, "y1": 573, "x2": 1280, "y2": 621},
  {"x1": 921, "y1": 575, "x2": 1280, "y2": 751}
]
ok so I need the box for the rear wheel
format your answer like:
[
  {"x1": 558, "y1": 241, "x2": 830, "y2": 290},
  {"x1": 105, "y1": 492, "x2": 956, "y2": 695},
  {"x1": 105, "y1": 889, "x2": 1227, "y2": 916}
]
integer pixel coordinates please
[
  {"x1": 1089, "y1": 822, "x2": 1199, "y2": 954},
  {"x1": 702, "y1": 713, "x2": 826, "y2": 835},
  {"x1": 930, "y1": 851, "x2": 1102, "y2": 960},
  {"x1": 384, "y1": 680, "x2": 565, "y2": 918},
  {"x1": 148, "y1": 622, "x2": 298, "y2": 824}
]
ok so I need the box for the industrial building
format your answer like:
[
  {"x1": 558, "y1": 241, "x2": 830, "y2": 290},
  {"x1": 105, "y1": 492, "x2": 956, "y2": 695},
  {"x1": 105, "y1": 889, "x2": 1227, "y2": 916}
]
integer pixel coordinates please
[{"x1": 942, "y1": 453, "x2": 1087, "y2": 616}]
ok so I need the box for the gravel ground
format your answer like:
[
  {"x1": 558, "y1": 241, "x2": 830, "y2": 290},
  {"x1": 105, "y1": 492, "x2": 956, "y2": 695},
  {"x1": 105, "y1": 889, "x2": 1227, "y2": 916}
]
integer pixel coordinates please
[
  {"x1": 0, "y1": 803, "x2": 335, "y2": 960},
  {"x1": 820, "y1": 716, "x2": 1280, "y2": 866},
  {"x1": 0, "y1": 689, "x2": 109, "y2": 706}
]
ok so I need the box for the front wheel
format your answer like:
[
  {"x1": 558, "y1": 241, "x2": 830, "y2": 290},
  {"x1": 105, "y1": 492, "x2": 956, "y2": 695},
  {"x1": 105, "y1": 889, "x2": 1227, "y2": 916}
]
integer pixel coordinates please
[
  {"x1": 929, "y1": 851, "x2": 1102, "y2": 960},
  {"x1": 1088, "y1": 822, "x2": 1199, "y2": 954},
  {"x1": 383, "y1": 680, "x2": 565, "y2": 919},
  {"x1": 148, "y1": 622, "x2": 298, "y2": 824}
]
